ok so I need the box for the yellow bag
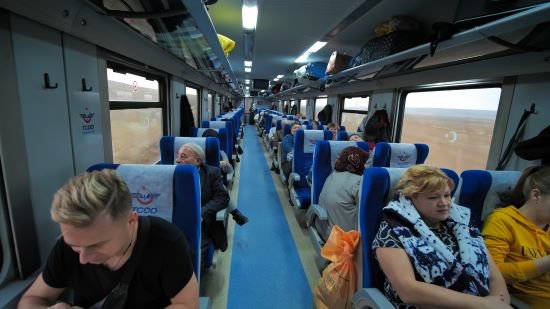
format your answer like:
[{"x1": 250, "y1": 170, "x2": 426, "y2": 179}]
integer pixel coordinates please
[
  {"x1": 313, "y1": 225, "x2": 360, "y2": 309},
  {"x1": 217, "y1": 34, "x2": 235, "y2": 57}
]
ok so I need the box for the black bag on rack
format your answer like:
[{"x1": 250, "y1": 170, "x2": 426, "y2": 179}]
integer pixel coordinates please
[
  {"x1": 454, "y1": 0, "x2": 549, "y2": 29},
  {"x1": 351, "y1": 31, "x2": 422, "y2": 68}
]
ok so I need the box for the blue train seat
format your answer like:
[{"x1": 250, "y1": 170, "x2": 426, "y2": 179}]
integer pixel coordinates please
[
  {"x1": 305, "y1": 140, "x2": 370, "y2": 270},
  {"x1": 289, "y1": 129, "x2": 333, "y2": 209},
  {"x1": 372, "y1": 142, "x2": 429, "y2": 167},
  {"x1": 159, "y1": 136, "x2": 220, "y2": 168},
  {"x1": 354, "y1": 167, "x2": 458, "y2": 308},
  {"x1": 456, "y1": 170, "x2": 521, "y2": 228},
  {"x1": 87, "y1": 163, "x2": 201, "y2": 278},
  {"x1": 202, "y1": 120, "x2": 235, "y2": 162},
  {"x1": 159, "y1": 136, "x2": 225, "y2": 269},
  {"x1": 189, "y1": 128, "x2": 234, "y2": 189}
]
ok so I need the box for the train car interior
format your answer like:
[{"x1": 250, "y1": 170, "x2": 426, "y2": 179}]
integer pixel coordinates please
[{"x1": 1, "y1": 0, "x2": 549, "y2": 308}]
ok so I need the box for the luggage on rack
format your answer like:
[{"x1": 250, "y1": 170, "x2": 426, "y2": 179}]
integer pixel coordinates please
[
  {"x1": 294, "y1": 62, "x2": 327, "y2": 81},
  {"x1": 454, "y1": 0, "x2": 549, "y2": 29},
  {"x1": 326, "y1": 52, "x2": 352, "y2": 75},
  {"x1": 271, "y1": 84, "x2": 281, "y2": 94},
  {"x1": 351, "y1": 31, "x2": 422, "y2": 68},
  {"x1": 280, "y1": 83, "x2": 290, "y2": 92}
]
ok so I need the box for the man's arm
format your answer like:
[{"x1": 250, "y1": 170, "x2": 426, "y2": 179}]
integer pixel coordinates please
[
  {"x1": 18, "y1": 273, "x2": 65, "y2": 308},
  {"x1": 166, "y1": 273, "x2": 199, "y2": 309}
]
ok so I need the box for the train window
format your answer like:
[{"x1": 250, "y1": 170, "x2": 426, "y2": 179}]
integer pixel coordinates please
[
  {"x1": 314, "y1": 96, "x2": 328, "y2": 121},
  {"x1": 186, "y1": 86, "x2": 199, "y2": 126},
  {"x1": 300, "y1": 99, "x2": 307, "y2": 115},
  {"x1": 341, "y1": 97, "x2": 369, "y2": 132},
  {"x1": 107, "y1": 68, "x2": 165, "y2": 164},
  {"x1": 400, "y1": 87, "x2": 501, "y2": 173}
]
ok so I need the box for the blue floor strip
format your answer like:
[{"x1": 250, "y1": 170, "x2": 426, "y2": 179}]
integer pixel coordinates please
[{"x1": 228, "y1": 125, "x2": 312, "y2": 309}]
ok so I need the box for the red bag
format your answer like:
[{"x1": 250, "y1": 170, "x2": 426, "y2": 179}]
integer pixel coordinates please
[
  {"x1": 326, "y1": 52, "x2": 352, "y2": 75},
  {"x1": 313, "y1": 225, "x2": 360, "y2": 309}
]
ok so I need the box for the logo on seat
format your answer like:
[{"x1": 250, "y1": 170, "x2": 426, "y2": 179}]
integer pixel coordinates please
[{"x1": 131, "y1": 186, "x2": 161, "y2": 205}]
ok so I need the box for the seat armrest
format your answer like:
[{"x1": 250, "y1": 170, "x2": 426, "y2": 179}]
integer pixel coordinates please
[
  {"x1": 510, "y1": 295, "x2": 535, "y2": 309},
  {"x1": 352, "y1": 288, "x2": 394, "y2": 309},
  {"x1": 289, "y1": 172, "x2": 300, "y2": 186},
  {"x1": 306, "y1": 203, "x2": 327, "y2": 227},
  {"x1": 216, "y1": 209, "x2": 226, "y2": 222}
]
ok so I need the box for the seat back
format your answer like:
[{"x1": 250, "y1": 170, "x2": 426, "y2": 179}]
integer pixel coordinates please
[
  {"x1": 311, "y1": 140, "x2": 370, "y2": 206},
  {"x1": 456, "y1": 170, "x2": 521, "y2": 227},
  {"x1": 202, "y1": 120, "x2": 234, "y2": 158},
  {"x1": 189, "y1": 127, "x2": 229, "y2": 158},
  {"x1": 159, "y1": 136, "x2": 220, "y2": 167},
  {"x1": 372, "y1": 142, "x2": 429, "y2": 167},
  {"x1": 87, "y1": 163, "x2": 201, "y2": 277},
  {"x1": 357, "y1": 167, "x2": 459, "y2": 289}
]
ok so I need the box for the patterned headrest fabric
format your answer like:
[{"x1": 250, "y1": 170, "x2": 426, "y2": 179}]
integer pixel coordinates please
[
  {"x1": 385, "y1": 168, "x2": 408, "y2": 203},
  {"x1": 117, "y1": 164, "x2": 176, "y2": 222},
  {"x1": 208, "y1": 121, "x2": 228, "y2": 129},
  {"x1": 389, "y1": 143, "x2": 418, "y2": 167}
]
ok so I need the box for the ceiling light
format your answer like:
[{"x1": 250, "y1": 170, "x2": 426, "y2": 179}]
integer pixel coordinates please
[
  {"x1": 276, "y1": 75, "x2": 284, "y2": 79},
  {"x1": 244, "y1": 60, "x2": 252, "y2": 67},
  {"x1": 273, "y1": 78, "x2": 279, "y2": 81},
  {"x1": 245, "y1": 67, "x2": 252, "y2": 72},
  {"x1": 242, "y1": 5, "x2": 258, "y2": 30},
  {"x1": 295, "y1": 52, "x2": 310, "y2": 63},
  {"x1": 306, "y1": 41, "x2": 327, "y2": 53},
  {"x1": 245, "y1": 79, "x2": 250, "y2": 84},
  {"x1": 246, "y1": 86, "x2": 250, "y2": 89}
]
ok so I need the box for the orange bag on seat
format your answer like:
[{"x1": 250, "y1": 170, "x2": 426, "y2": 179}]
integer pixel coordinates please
[{"x1": 313, "y1": 225, "x2": 360, "y2": 309}]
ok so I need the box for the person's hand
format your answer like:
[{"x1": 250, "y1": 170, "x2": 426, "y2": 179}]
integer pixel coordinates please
[
  {"x1": 48, "y1": 303, "x2": 83, "y2": 309},
  {"x1": 478, "y1": 295, "x2": 512, "y2": 309}
]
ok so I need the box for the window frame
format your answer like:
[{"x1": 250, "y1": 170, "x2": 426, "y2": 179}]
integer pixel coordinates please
[
  {"x1": 339, "y1": 95, "x2": 370, "y2": 127},
  {"x1": 185, "y1": 84, "x2": 201, "y2": 127}
]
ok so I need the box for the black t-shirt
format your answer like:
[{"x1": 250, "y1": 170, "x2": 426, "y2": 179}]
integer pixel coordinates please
[{"x1": 42, "y1": 216, "x2": 194, "y2": 308}]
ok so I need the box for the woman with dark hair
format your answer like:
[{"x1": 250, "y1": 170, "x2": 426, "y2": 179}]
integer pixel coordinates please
[
  {"x1": 317, "y1": 146, "x2": 369, "y2": 239},
  {"x1": 482, "y1": 166, "x2": 550, "y2": 308}
]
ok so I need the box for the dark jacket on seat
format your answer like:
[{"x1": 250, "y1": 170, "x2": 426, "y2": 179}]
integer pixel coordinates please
[{"x1": 199, "y1": 163, "x2": 230, "y2": 251}]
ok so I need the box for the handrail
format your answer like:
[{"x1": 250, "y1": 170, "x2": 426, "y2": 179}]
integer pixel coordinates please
[
  {"x1": 179, "y1": 0, "x2": 240, "y2": 95},
  {"x1": 327, "y1": 3, "x2": 550, "y2": 83}
]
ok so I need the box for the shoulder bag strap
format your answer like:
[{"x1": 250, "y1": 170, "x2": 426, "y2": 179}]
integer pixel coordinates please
[
  {"x1": 102, "y1": 216, "x2": 151, "y2": 309},
  {"x1": 496, "y1": 108, "x2": 533, "y2": 170}
]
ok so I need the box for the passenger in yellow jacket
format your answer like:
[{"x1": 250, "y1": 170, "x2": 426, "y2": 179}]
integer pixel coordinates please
[{"x1": 482, "y1": 166, "x2": 550, "y2": 309}]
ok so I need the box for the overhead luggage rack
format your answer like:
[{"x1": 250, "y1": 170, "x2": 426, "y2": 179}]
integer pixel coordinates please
[{"x1": 324, "y1": 3, "x2": 550, "y2": 87}]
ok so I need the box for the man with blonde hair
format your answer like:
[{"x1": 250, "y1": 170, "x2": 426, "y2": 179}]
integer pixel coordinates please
[{"x1": 18, "y1": 169, "x2": 199, "y2": 309}]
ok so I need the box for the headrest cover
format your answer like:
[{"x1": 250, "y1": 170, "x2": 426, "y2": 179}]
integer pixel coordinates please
[
  {"x1": 482, "y1": 171, "x2": 521, "y2": 221},
  {"x1": 173, "y1": 137, "x2": 206, "y2": 164},
  {"x1": 389, "y1": 143, "x2": 417, "y2": 167},
  {"x1": 386, "y1": 168, "x2": 408, "y2": 203},
  {"x1": 329, "y1": 141, "x2": 357, "y2": 170},
  {"x1": 303, "y1": 130, "x2": 325, "y2": 153},
  {"x1": 117, "y1": 164, "x2": 175, "y2": 221},
  {"x1": 209, "y1": 121, "x2": 226, "y2": 129}
]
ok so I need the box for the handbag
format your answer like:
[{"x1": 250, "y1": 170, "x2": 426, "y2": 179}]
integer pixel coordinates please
[{"x1": 101, "y1": 216, "x2": 151, "y2": 309}]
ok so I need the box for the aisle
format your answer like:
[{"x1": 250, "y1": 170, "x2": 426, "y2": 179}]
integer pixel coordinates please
[{"x1": 227, "y1": 125, "x2": 312, "y2": 308}]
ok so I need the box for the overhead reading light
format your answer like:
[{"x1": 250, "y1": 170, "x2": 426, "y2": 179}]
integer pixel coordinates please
[
  {"x1": 276, "y1": 74, "x2": 284, "y2": 79},
  {"x1": 244, "y1": 60, "x2": 253, "y2": 67},
  {"x1": 245, "y1": 67, "x2": 252, "y2": 73},
  {"x1": 295, "y1": 41, "x2": 327, "y2": 63},
  {"x1": 245, "y1": 79, "x2": 250, "y2": 84},
  {"x1": 242, "y1": 5, "x2": 258, "y2": 30}
]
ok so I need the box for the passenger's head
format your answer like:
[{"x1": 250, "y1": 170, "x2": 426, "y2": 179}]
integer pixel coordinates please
[
  {"x1": 201, "y1": 128, "x2": 219, "y2": 139},
  {"x1": 326, "y1": 122, "x2": 340, "y2": 140},
  {"x1": 51, "y1": 169, "x2": 137, "y2": 265},
  {"x1": 311, "y1": 120, "x2": 320, "y2": 129},
  {"x1": 176, "y1": 143, "x2": 205, "y2": 167},
  {"x1": 395, "y1": 165, "x2": 455, "y2": 228},
  {"x1": 520, "y1": 166, "x2": 550, "y2": 222},
  {"x1": 348, "y1": 133, "x2": 364, "y2": 142},
  {"x1": 290, "y1": 122, "x2": 302, "y2": 135},
  {"x1": 296, "y1": 113, "x2": 303, "y2": 119},
  {"x1": 334, "y1": 146, "x2": 369, "y2": 176}
]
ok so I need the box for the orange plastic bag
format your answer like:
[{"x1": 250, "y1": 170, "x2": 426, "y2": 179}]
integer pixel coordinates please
[{"x1": 313, "y1": 225, "x2": 360, "y2": 309}]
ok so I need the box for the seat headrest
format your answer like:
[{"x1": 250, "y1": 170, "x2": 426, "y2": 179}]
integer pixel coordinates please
[
  {"x1": 302, "y1": 130, "x2": 326, "y2": 153},
  {"x1": 389, "y1": 143, "x2": 418, "y2": 167},
  {"x1": 117, "y1": 164, "x2": 176, "y2": 221},
  {"x1": 173, "y1": 137, "x2": 207, "y2": 164},
  {"x1": 328, "y1": 141, "x2": 361, "y2": 170}
]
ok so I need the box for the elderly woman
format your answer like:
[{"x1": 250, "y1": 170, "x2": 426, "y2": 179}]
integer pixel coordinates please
[
  {"x1": 317, "y1": 146, "x2": 369, "y2": 240},
  {"x1": 373, "y1": 165, "x2": 511, "y2": 309},
  {"x1": 281, "y1": 122, "x2": 302, "y2": 180},
  {"x1": 482, "y1": 166, "x2": 550, "y2": 309}
]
